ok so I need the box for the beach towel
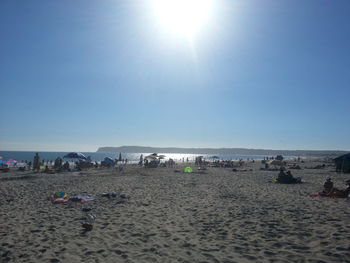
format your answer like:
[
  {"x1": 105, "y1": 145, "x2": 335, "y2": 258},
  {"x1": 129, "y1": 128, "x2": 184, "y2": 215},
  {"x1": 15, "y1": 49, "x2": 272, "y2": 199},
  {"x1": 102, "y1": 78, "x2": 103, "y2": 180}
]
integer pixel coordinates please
[
  {"x1": 309, "y1": 193, "x2": 349, "y2": 199},
  {"x1": 69, "y1": 195, "x2": 95, "y2": 203}
]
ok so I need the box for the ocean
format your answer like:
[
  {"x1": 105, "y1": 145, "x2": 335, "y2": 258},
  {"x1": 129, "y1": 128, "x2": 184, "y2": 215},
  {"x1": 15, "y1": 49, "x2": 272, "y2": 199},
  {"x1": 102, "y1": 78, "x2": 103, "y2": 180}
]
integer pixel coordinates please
[{"x1": 0, "y1": 151, "x2": 282, "y2": 163}]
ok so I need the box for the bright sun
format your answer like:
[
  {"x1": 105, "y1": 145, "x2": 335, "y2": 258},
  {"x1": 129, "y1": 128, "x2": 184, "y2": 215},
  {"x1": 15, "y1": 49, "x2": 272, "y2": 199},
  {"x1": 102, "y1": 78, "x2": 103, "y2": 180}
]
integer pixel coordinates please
[{"x1": 152, "y1": 0, "x2": 213, "y2": 38}]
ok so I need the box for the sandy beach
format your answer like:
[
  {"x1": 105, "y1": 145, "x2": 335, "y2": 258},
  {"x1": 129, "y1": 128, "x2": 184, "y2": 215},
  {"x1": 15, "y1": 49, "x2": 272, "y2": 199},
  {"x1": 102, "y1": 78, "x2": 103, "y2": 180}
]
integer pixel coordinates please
[{"x1": 1, "y1": 160, "x2": 350, "y2": 263}]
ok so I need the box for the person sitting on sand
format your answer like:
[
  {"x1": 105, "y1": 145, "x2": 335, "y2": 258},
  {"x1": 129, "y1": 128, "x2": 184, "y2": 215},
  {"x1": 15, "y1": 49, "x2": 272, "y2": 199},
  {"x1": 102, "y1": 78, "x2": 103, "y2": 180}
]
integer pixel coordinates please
[
  {"x1": 277, "y1": 169, "x2": 287, "y2": 181},
  {"x1": 278, "y1": 169, "x2": 298, "y2": 183},
  {"x1": 343, "y1": 180, "x2": 350, "y2": 196},
  {"x1": 327, "y1": 180, "x2": 350, "y2": 197},
  {"x1": 323, "y1": 178, "x2": 334, "y2": 194},
  {"x1": 321, "y1": 179, "x2": 350, "y2": 197},
  {"x1": 286, "y1": 170, "x2": 294, "y2": 180}
]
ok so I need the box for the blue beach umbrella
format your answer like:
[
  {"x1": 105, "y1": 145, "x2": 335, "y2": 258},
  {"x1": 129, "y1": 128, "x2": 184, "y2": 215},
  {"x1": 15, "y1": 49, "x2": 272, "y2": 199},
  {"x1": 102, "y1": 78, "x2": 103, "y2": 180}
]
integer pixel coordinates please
[{"x1": 63, "y1": 152, "x2": 87, "y2": 160}]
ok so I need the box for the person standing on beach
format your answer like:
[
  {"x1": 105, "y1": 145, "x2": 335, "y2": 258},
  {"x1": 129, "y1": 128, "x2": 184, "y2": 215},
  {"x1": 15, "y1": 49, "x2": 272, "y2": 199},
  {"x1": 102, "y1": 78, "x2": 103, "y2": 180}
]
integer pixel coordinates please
[{"x1": 33, "y1": 153, "x2": 40, "y2": 171}]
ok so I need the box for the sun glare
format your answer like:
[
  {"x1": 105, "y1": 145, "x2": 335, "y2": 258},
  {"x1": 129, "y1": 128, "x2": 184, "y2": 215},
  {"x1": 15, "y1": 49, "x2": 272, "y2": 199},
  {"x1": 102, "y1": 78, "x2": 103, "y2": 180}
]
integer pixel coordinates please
[{"x1": 152, "y1": 0, "x2": 213, "y2": 38}]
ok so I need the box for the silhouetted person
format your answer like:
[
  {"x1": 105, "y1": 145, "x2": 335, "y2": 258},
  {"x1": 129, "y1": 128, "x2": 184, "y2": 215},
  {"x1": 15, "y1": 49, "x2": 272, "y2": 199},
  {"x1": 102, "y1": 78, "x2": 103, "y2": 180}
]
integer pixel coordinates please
[
  {"x1": 139, "y1": 154, "x2": 143, "y2": 166},
  {"x1": 63, "y1": 161, "x2": 70, "y2": 171},
  {"x1": 54, "y1": 157, "x2": 63, "y2": 170},
  {"x1": 286, "y1": 170, "x2": 293, "y2": 180},
  {"x1": 277, "y1": 169, "x2": 287, "y2": 181},
  {"x1": 323, "y1": 178, "x2": 334, "y2": 194},
  {"x1": 33, "y1": 153, "x2": 40, "y2": 171}
]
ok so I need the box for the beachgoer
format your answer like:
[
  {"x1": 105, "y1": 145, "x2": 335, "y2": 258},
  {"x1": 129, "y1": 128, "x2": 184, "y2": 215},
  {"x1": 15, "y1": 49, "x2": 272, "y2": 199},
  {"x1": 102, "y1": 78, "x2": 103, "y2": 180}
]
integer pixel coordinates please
[
  {"x1": 33, "y1": 153, "x2": 40, "y2": 171},
  {"x1": 277, "y1": 169, "x2": 297, "y2": 183},
  {"x1": 63, "y1": 161, "x2": 70, "y2": 171},
  {"x1": 323, "y1": 178, "x2": 333, "y2": 194},
  {"x1": 277, "y1": 169, "x2": 287, "y2": 181},
  {"x1": 325, "y1": 180, "x2": 350, "y2": 197},
  {"x1": 54, "y1": 157, "x2": 63, "y2": 170},
  {"x1": 286, "y1": 170, "x2": 294, "y2": 180},
  {"x1": 343, "y1": 180, "x2": 350, "y2": 196}
]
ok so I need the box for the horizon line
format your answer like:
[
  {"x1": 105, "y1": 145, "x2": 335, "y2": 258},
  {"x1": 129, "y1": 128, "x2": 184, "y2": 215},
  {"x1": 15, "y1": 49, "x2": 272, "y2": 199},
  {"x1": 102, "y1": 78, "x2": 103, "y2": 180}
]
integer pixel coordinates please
[{"x1": 1, "y1": 145, "x2": 349, "y2": 153}]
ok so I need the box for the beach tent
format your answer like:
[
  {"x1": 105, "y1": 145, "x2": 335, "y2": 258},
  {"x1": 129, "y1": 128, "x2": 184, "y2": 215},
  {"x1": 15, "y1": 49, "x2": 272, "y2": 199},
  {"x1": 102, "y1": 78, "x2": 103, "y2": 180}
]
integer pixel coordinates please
[
  {"x1": 103, "y1": 157, "x2": 115, "y2": 166},
  {"x1": 334, "y1": 153, "x2": 350, "y2": 173},
  {"x1": 63, "y1": 152, "x2": 87, "y2": 160},
  {"x1": 184, "y1": 167, "x2": 193, "y2": 173}
]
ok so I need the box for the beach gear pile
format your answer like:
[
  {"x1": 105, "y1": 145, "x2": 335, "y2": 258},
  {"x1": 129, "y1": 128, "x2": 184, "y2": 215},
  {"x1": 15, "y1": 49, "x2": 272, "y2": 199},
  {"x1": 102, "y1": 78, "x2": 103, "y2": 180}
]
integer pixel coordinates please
[
  {"x1": 272, "y1": 177, "x2": 303, "y2": 184},
  {"x1": 49, "y1": 192, "x2": 94, "y2": 204},
  {"x1": 48, "y1": 190, "x2": 128, "y2": 232},
  {"x1": 49, "y1": 192, "x2": 70, "y2": 204}
]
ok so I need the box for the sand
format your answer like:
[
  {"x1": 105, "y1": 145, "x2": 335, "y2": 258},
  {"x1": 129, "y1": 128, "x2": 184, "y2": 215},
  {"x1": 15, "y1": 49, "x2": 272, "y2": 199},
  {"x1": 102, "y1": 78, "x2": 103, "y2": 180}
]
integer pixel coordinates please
[{"x1": 1, "y1": 160, "x2": 350, "y2": 263}]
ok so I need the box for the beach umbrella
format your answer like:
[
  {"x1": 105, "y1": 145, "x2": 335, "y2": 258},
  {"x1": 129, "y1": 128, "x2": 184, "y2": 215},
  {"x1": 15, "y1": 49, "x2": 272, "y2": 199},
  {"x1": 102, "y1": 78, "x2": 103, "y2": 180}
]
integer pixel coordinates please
[
  {"x1": 6, "y1": 159, "x2": 17, "y2": 165},
  {"x1": 145, "y1": 155, "x2": 157, "y2": 160},
  {"x1": 63, "y1": 152, "x2": 87, "y2": 160},
  {"x1": 184, "y1": 167, "x2": 193, "y2": 173},
  {"x1": 158, "y1": 155, "x2": 166, "y2": 159}
]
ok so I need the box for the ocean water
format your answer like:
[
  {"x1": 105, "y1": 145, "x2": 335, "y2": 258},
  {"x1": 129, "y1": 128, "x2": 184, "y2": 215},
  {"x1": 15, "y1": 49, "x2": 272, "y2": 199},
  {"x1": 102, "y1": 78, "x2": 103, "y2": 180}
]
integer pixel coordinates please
[{"x1": 0, "y1": 151, "x2": 278, "y2": 163}]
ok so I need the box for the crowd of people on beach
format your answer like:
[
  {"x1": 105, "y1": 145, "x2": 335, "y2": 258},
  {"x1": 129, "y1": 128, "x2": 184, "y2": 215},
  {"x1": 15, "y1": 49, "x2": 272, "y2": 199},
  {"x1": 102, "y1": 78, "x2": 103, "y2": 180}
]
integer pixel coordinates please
[{"x1": 1, "y1": 152, "x2": 350, "y2": 198}]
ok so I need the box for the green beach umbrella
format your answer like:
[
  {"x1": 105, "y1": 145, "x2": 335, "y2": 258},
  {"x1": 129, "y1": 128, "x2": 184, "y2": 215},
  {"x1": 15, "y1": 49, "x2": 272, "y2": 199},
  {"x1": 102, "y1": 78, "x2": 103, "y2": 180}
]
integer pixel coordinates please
[{"x1": 184, "y1": 167, "x2": 193, "y2": 173}]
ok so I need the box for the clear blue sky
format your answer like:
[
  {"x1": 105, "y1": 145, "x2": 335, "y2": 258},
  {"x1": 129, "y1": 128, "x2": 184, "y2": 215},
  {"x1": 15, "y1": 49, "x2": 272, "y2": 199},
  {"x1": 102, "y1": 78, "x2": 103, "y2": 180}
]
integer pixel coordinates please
[{"x1": 1, "y1": 0, "x2": 349, "y2": 151}]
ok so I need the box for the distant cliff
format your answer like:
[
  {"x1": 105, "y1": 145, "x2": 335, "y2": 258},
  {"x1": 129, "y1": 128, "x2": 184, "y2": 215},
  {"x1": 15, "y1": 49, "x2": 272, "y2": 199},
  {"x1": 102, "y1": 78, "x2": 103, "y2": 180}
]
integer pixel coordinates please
[{"x1": 96, "y1": 146, "x2": 347, "y2": 157}]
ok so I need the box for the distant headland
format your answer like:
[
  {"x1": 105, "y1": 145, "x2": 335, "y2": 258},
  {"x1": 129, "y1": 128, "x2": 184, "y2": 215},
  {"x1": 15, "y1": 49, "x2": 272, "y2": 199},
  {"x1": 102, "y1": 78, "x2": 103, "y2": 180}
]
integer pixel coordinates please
[{"x1": 96, "y1": 146, "x2": 347, "y2": 157}]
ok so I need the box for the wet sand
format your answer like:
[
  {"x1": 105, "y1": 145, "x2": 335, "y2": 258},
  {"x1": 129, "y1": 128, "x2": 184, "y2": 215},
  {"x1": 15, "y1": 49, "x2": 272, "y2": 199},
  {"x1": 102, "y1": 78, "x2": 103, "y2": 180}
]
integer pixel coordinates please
[{"x1": 1, "y1": 160, "x2": 350, "y2": 262}]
